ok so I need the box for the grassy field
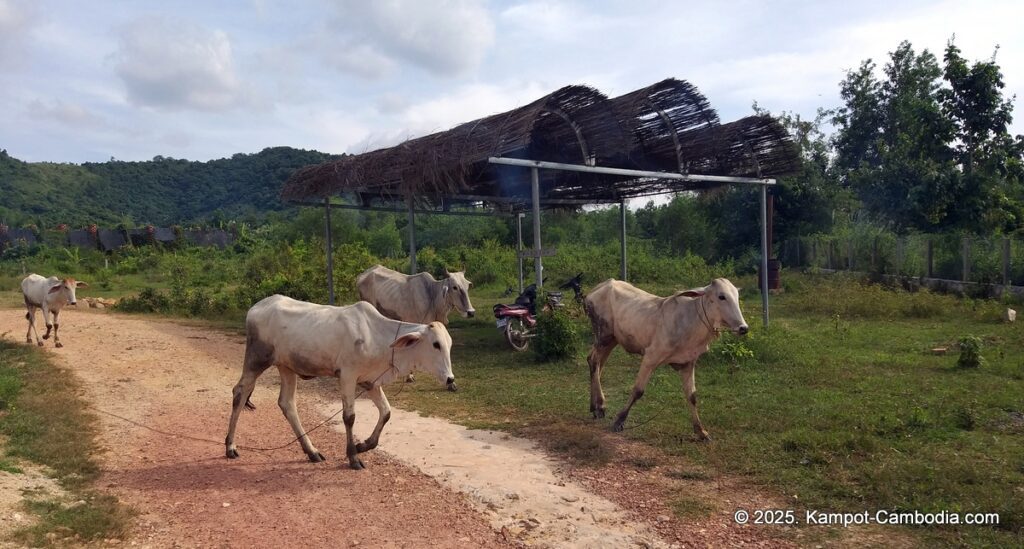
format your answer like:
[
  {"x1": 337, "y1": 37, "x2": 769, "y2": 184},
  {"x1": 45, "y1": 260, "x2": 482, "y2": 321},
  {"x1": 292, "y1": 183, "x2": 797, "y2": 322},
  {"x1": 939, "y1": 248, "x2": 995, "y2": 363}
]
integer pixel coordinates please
[
  {"x1": 1, "y1": 270, "x2": 1021, "y2": 546},
  {"x1": 0, "y1": 340, "x2": 134, "y2": 545},
  {"x1": 383, "y1": 273, "x2": 1024, "y2": 548}
]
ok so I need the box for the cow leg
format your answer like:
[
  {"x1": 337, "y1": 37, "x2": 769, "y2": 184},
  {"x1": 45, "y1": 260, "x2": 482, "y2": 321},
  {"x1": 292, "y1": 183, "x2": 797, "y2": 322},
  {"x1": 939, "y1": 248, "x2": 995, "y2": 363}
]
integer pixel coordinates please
[
  {"x1": 355, "y1": 386, "x2": 391, "y2": 454},
  {"x1": 612, "y1": 354, "x2": 661, "y2": 432},
  {"x1": 276, "y1": 367, "x2": 325, "y2": 462},
  {"x1": 587, "y1": 342, "x2": 615, "y2": 419},
  {"x1": 225, "y1": 334, "x2": 274, "y2": 459},
  {"x1": 339, "y1": 385, "x2": 364, "y2": 470},
  {"x1": 25, "y1": 307, "x2": 43, "y2": 346},
  {"x1": 675, "y1": 361, "x2": 711, "y2": 441},
  {"x1": 52, "y1": 310, "x2": 62, "y2": 348},
  {"x1": 41, "y1": 307, "x2": 53, "y2": 341}
]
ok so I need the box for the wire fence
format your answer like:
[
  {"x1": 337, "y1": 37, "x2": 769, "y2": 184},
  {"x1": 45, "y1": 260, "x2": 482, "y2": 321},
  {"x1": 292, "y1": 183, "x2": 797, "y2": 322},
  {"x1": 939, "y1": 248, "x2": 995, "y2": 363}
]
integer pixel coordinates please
[{"x1": 780, "y1": 234, "x2": 1024, "y2": 287}]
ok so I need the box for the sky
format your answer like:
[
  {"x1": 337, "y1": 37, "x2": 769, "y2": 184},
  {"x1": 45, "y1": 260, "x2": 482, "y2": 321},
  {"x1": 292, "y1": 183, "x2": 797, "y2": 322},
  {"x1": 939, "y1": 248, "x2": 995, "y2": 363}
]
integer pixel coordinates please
[{"x1": 2, "y1": 0, "x2": 1024, "y2": 164}]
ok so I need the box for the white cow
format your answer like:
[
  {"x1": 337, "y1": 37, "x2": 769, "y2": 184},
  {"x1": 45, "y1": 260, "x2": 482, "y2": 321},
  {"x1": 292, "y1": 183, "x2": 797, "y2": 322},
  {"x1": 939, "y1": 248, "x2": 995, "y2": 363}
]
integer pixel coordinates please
[
  {"x1": 584, "y1": 278, "x2": 748, "y2": 438},
  {"x1": 356, "y1": 265, "x2": 476, "y2": 324},
  {"x1": 21, "y1": 274, "x2": 88, "y2": 348},
  {"x1": 224, "y1": 295, "x2": 456, "y2": 470}
]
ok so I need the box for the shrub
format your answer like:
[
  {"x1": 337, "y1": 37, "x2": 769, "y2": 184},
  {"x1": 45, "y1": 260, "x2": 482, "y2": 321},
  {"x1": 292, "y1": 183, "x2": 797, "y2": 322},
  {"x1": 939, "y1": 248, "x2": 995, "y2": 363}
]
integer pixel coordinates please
[
  {"x1": 115, "y1": 287, "x2": 170, "y2": 313},
  {"x1": 533, "y1": 308, "x2": 581, "y2": 362},
  {"x1": 957, "y1": 336, "x2": 985, "y2": 369}
]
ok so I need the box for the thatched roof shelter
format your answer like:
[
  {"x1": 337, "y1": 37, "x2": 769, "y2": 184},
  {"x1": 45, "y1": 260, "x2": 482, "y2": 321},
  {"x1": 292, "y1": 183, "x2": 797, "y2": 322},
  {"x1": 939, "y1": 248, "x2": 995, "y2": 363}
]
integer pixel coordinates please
[{"x1": 281, "y1": 78, "x2": 800, "y2": 208}]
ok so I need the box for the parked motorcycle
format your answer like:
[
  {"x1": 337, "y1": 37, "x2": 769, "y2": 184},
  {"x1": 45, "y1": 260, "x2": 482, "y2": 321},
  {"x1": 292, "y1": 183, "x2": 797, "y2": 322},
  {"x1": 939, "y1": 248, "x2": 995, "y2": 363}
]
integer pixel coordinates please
[{"x1": 493, "y1": 273, "x2": 583, "y2": 351}]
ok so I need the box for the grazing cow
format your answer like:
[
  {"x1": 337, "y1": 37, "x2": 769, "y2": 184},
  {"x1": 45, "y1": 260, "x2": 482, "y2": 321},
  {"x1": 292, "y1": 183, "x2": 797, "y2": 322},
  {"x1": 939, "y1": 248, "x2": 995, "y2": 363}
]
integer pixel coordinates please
[
  {"x1": 224, "y1": 295, "x2": 456, "y2": 470},
  {"x1": 356, "y1": 264, "x2": 476, "y2": 324},
  {"x1": 21, "y1": 274, "x2": 88, "y2": 348},
  {"x1": 584, "y1": 278, "x2": 749, "y2": 439}
]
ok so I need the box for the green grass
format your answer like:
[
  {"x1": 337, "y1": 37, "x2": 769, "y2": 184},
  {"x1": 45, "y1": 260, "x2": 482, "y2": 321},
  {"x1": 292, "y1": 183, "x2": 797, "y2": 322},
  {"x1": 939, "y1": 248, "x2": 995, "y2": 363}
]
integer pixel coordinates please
[
  {"x1": 0, "y1": 340, "x2": 134, "y2": 545},
  {"x1": 387, "y1": 274, "x2": 1024, "y2": 547}
]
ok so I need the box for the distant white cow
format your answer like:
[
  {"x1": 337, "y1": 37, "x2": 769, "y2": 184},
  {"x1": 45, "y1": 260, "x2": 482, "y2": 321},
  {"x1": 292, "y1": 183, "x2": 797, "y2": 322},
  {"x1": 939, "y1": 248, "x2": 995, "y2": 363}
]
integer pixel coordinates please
[
  {"x1": 21, "y1": 274, "x2": 88, "y2": 348},
  {"x1": 584, "y1": 278, "x2": 748, "y2": 438},
  {"x1": 224, "y1": 295, "x2": 456, "y2": 470},
  {"x1": 356, "y1": 264, "x2": 476, "y2": 324}
]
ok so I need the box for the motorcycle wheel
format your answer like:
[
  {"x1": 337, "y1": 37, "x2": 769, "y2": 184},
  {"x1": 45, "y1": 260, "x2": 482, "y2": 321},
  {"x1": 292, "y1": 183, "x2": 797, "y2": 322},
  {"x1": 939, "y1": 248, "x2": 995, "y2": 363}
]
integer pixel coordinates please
[{"x1": 504, "y1": 318, "x2": 530, "y2": 352}]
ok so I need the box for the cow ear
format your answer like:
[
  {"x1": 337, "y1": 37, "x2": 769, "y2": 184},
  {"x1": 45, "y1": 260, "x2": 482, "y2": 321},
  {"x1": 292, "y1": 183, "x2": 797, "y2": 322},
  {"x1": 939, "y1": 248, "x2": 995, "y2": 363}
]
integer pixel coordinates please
[
  {"x1": 76, "y1": 281, "x2": 89, "y2": 288},
  {"x1": 48, "y1": 284, "x2": 63, "y2": 294},
  {"x1": 679, "y1": 289, "x2": 705, "y2": 298},
  {"x1": 390, "y1": 332, "x2": 422, "y2": 349}
]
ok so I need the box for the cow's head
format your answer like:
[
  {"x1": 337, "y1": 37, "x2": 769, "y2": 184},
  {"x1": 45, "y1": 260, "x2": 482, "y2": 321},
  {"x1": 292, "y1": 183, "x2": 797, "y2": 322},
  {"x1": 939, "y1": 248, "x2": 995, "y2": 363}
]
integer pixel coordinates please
[
  {"x1": 679, "y1": 278, "x2": 748, "y2": 336},
  {"x1": 391, "y1": 322, "x2": 457, "y2": 391},
  {"x1": 48, "y1": 278, "x2": 88, "y2": 306},
  {"x1": 442, "y1": 270, "x2": 476, "y2": 318}
]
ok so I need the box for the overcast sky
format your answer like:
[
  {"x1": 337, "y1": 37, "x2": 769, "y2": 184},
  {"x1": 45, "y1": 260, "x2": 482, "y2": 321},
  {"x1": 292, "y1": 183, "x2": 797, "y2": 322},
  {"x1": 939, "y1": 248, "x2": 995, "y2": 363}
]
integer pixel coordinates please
[{"x1": 2, "y1": 0, "x2": 1023, "y2": 164}]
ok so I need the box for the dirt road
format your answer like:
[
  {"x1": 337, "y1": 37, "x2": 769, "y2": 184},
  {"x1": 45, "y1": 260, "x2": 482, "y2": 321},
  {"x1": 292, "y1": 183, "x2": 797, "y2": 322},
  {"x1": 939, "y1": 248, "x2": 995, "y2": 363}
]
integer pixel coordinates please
[{"x1": 0, "y1": 308, "x2": 818, "y2": 548}]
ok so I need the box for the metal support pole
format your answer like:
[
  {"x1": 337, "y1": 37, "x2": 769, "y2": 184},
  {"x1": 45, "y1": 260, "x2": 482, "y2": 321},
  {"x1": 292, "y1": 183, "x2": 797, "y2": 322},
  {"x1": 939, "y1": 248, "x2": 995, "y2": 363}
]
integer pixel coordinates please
[
  {"x1": 407, "y1": 197, "x2": 417, "y2": 273},
  {"x1": 760, "y1": 184, "x2": 769, "y2": 328},
  {"x1": 324, "y1": 197, "x2": 335, "y2": 305},
  {"x1": 619, "y1": 200, "x2": 628, "y2": 281},
  {"x1": 531, "y1": 167, "x2": 543, "y2": 288},
  {"x1": 516, "y1": 213, "x2": 525, "y2": 293}
]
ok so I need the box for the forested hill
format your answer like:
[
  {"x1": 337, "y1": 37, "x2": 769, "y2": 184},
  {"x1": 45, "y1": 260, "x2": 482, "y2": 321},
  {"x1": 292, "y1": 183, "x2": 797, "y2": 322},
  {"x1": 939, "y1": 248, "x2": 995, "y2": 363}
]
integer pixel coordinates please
[{"x1": 0, "y1": 147, "x2": 336, "y2": 226}]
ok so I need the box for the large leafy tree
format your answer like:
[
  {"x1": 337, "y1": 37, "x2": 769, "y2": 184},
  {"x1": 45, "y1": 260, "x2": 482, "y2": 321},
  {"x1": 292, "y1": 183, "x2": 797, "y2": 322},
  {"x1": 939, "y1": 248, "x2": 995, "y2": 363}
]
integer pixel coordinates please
[
  {"x1": 834, "y1": 41, "x2": 956, "y2": 231},
  {"x1": 939, "y1": 40, "x2": 1023, "y2": 231}
]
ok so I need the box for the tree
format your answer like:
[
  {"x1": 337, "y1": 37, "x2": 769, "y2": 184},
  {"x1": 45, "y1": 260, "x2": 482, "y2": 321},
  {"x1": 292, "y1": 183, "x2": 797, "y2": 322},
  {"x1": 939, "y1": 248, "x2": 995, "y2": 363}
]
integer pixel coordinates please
[
  {"x1": 833, "y1": 41, "x2": 956, "y2": 231},
  {"x1": 940, "y1": 39, "x2": 1022, "y2": 232}
]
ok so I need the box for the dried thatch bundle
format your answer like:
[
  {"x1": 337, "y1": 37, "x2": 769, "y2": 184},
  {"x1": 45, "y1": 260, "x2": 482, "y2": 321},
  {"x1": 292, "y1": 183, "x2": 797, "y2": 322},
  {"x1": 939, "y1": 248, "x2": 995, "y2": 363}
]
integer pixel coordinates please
[{"x1": 281, "y1": 78, "x2": 801, "y2": 207}]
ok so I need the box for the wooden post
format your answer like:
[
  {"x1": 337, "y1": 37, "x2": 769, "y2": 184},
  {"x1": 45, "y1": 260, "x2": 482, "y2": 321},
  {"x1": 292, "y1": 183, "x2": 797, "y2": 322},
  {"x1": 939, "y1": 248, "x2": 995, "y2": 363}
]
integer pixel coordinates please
[
  {"x1": 962, "y1": 237, "x2": 970, "y2": 282},
  {"x1": 847, "y1": 240, "x2": 853, "y2": 270},
  {"x1": 896, "y1": 238, "x2": 904, "y2": 275},
  {"x1": 926, "y1": 239, "x2": 933, "y2": 278},
  {"x1": 871, "y1": 237, "x2": 878, "y2": 272},
  {"x1": 1003, "y1": 237, "x2": 1011, "y2": 286}
]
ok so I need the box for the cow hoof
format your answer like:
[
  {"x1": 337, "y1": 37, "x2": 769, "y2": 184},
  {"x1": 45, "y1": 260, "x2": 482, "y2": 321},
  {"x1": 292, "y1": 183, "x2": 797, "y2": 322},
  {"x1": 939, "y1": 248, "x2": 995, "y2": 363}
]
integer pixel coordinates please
[
  {"x1": 611, "y1": 421, "x2": 625, "y2": 432},
  {"x1": 696, "y1": 432, "x2": 712, "y2": 442},
  {"x1": 405, "y1": 374, "x2": 415, "y2": 383},
  {"x1": 307, "y1": 452, "x2": 326, "y2": 463},
  {"x1": 37, "y1": 342, "x2": 44, "y2": 347},
  {"x1": 226, "y1": 448, "x2": 240, "y2": 459},
  {"x1": 55, "y1": 342, "x2": 63, "y2": 348},
  {"x1": 42, "y1": 334, "x2": 50, "y2": 340},
  {"x1": 244, "y1": 398, "x2": 256, "y2": 411},
  {"x1": 446, "y1": 382, "x2": 458, "y2": 392},
  {"x1": 592, "y1": 408, "x2": 605, "y2": 419},
  {"x1": 349, "y1": 458, "x2": 365, "y2": 470}
]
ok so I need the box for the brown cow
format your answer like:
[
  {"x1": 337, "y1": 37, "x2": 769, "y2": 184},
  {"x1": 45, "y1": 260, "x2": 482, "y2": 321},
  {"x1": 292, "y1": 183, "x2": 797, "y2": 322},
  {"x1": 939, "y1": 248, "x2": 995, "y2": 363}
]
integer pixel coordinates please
[{"x1": 584, "y1": 278, "x2": 749, "y2": 439}]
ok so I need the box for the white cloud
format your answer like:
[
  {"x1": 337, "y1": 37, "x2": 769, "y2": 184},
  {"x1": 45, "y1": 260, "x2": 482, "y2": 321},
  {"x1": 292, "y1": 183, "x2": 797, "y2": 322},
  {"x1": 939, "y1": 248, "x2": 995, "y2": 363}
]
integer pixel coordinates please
[
  {"x1": 398, "y1": 81, "x2": 548, "y2": 132},
  {"x1": 0, "y1": 0, "x2": 35, "y2": 67},
  {"x1": 321, "y1": 0, "x2": 495, "y2": 78},
  {"x1": 113, "y1": 16, "x2": 249, "y2": 111},
  {"x1": 27, "y1": 99, "x2": 107, "y2": 129}
]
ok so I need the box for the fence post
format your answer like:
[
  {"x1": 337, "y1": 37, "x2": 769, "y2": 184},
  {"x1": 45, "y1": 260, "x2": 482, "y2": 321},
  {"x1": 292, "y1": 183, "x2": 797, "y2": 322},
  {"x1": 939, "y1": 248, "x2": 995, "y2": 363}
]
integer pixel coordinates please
[
  {"x1": 847, "y1": 240, "x2": 854, "y2": 270},
  {"x1": 795, "y1": 238, "x2": 801, "y2": 267},
  {"x1": 926, "y1": 239, "x2": 933, "y2": 278},
  {"x1": 871, "y1": 237, "x2": 878, "y2": 272},
  {"x1": 811, "y1": 241, "x2": 817, "y2": 267},
  {"x1": 896, "y1": 238, "x2": 904, "y2": 275},
  {"x1": 1003, "y1": 237, "x2": 1011, "y2": 286},
  {"x1": 962, "y1": 237, "x2": 970, "y2": 282}
]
